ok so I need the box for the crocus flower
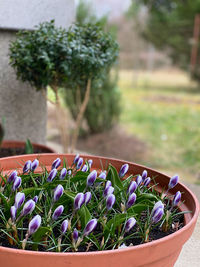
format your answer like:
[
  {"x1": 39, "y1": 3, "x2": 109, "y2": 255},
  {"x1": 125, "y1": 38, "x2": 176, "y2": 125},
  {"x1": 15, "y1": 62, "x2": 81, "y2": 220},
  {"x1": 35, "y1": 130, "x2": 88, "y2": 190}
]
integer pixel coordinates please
[
  {"x1": 143, "y1": 177, "x2": 151, "y2": 187},
  {"x1": 124, "y1": 217, "x2": 136, "y2": 232},
  {"x1": 12, "y1": 176, "x2": 21, "y2": 191},
  {"x1": 81, "y1": 164, "x2": 88, "y2": 172},
  {"x1": 53, "y1": 184, "x2": 64, "y2": 202},
  {"x1": 60, "y1": 168, "x2": 67, "y2": 180},
  {"x1": 99, "y1": 171, "x2": 106, "y2": 180},
  {"x1": 73, "y1": 154, "x2": 80, "y2": 164},
  {"x1": 87, "y1": 170, "x2": 97, "y2": 187},
  {"x1": 103, "y1": 186, "x2": 114, "y2": 198},
  {"x1": 33, "y1": 195, "x2": 38, "y2": 203},
  {"x1": 47, "y1": 169, "x2": 57, "y2": 182},
  {"x1": 84, "y1": 192, "x2": 92, "y2": 205},
  {"x1": 168, "y1": 175, "x2": 179, "y2": 189},
  {"x1": 10, "y1": 206, "x2": 17, "y2": 222},
  {"x1": 23, "y1": 160, "x2": 32, "y2": 173},
  {"x1": 15, "y1": 192, "x2": 25, "y2": 209},
  {"x1": 136, "y1": 175, "x2": 142, "y2": 186},
  {"x1": 142, "y1": 170, "x2": 147, "y2": 181},
  {"x1": 126, "y1": 193, "x2": 136, "y2": 209},
  {"x1": 7, "y1": 170, "x2": 17, "y2": 183},
  {"x1": 76, "y1": 157, "x2": 83, "y2": 170},
  {"x1": 68, "y1": 169, "x2": 72, "y2": 176},
  {"x1": 151, "y1": 201, "x2": 164, "y2": 218},
  {"x1": 127, "y1": 181, "x2": 137, "y2": 195},
  {"x1": 61, "y1": 219, "x2": 68, "y2": 234},
  {"x1": 52, "y1": 158, "x2": 61, "y2": 169},
  {"x1": 105, "y1": 180, "x2": 112, "y2": 189},
  {"x1": 83, "y1": 219, "x2": 97, "y2": 236},
  {"x1": 74, "y1": 193, "x2": 85, "y2": 210},
  {"x1": 119, "y1": 164, "x2": 129, "y2": 178},
  {"x1": 151, "y1": 207, "x2": 164, "y2": 224},
  {"x1": 31, "y1": 159, "x2": 39, "y2": 171},
  {"x1": 106, "y1": 194, "x2": 115, "y2": 210},
  {"x1": 73, "y1": 228, "x2": 79, "y2": 241},
  {"x1": 28, "y1": 215, "x2": 41, "y2": 235},
  {"x1": 52, "y1": 205, "x2": 64, "y2": 220},
  {"x1": 173, "y1": 191, "x2": 181, "y2": 207},
  {"x1": 22, "y1": 199, "x2": 35, "y2": 216},
  {"x1": 88, "y1": 159, "x2": 93, "y2": 168}
]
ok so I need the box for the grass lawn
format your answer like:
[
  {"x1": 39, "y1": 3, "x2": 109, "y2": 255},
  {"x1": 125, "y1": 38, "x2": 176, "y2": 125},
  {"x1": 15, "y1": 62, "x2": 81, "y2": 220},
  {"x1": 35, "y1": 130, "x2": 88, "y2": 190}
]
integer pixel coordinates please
[{"x1": 119, "y1": 69, "x2": 200, "y2": 182}]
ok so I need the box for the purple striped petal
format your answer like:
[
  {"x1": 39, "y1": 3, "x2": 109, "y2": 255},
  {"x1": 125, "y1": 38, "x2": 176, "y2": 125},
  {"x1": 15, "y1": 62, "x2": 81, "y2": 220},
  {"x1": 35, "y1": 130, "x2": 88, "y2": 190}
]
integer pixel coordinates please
[
  {"x1": 76, "y1": 157, "x2": 83, "y2": 170},
  {"x1": 23, "y1": 160, "x2": 32, "y2": 173},
  {"x1": 28, "y1": 215, "x2": 41, "y2": 235},
  {"x1": 81, "y1": 164, "x2": 88, "y2": 172},
  {"x1": 52, "y1": 205, "x2": 64, "y2": 220},
  {"x1": 126, "y1": 193, "x2": 136, "y2": 209},
  {"x1": 151, "y1": 207, "x2": 164, "y2": 224},
  {"x1": 136, "y1": 175, "x2": 142, "y2": 186},
  {"x1": 119, "y1": 164, "x2": 129, "y2": 178},
  {"x1": 72, "y1": 228, "x2": 79, "y2": 241},
  {"x1": 12, "y1": 176, "x2": 21, "y2": 191},
  {"x1": 143, "y1": 177, "x2": 151, "y2": 187},
  {"x1": 61, "y1": 219, "x2": 68, "y2": 234},
  {"x1": 103, "y1": 186, "x2": 114, "y2": 198},
  {"x1": 87, "y1": 170, "x2": 97, "y2": 187},
  {"x1": 142, "y1": 170, "x2": 147, "y2": 181},
  {"x1": 125, "y1": 217, "x2": 136, "y2": 232},
  {"x1": 10, "y1": 206, "x2": 17, "y2": 222},
  {"x1": 60, "y1": 168, "x2": 67, "y2": 180},
  {"x1": 47, "y1": 169, "x2": 57, "y2": 182},
  {"x1": 84, "y1": 192, "x2": 92, "y2": 205},
  {"x1": 74, "y1": 193, "x2": 85, "y2": 210},
  {"x1": 73, "y1": 154, "x2": 80, "y2": 164},
  {"x1": 168, "y1": 175, "x2": 179, "y2": 189},
  {"x1": 22, "y1": 199, "x2": 35, "y2": 216},
  {"x1": 83, "y1": 219, "x2": 97, "y2": 236},
  {"x1": 15, "y1": 192, "x2": 25, "y2": 209},
  {"x1": 31, "y1": 159, "x2": 39, "y2": 171},
  {"x1": 7, "y1": 170, "x2": 17, "y2": 183},
  {"x1": 99, "y1": 171, "x2": 107, "y2": 180},
  {"x1": 127, "y1": 181, "x2": 137, "y2": 195},
  {"x1": 53, "y1": 184, "x2": 64, "y2": 202},
  {"x1": 173, "y1": 191, "x2": 181, "y2": 206},
  {"x1": 52, "y1": 158, "x2": 61, "y2": 169},
  {"x1": 106, "y1": 194, "x2": 115, "y2": 210}
]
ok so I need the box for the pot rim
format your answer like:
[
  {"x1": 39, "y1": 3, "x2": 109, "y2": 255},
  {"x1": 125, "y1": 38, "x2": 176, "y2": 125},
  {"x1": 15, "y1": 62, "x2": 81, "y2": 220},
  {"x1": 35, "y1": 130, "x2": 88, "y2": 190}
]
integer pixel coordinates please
[{"x1": 0, "y1": 153, "x2": 199, "y2": 257}]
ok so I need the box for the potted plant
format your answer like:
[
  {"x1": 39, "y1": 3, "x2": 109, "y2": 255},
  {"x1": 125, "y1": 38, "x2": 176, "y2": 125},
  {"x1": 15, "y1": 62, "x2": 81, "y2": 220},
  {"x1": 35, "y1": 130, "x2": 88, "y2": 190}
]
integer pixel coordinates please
[{"x1": 0, "y1": 154, "x2": 199, "y2": 267}]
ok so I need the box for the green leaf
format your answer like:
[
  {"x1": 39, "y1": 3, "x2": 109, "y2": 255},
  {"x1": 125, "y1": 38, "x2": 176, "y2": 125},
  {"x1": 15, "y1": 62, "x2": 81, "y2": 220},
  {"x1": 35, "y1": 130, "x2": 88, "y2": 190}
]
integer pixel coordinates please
[
  {"x1": 108, "y1": 164, "x2": 123, "y2": 190},
  {"x1": 25, "y1": 139, "x2": 33, "y2": 154},
  {"x1": 78, "y1": 205, "x2": 92, "y2": 228},
  {"x1": 0, "y1": 192, "x2": 9, "y2": 210},
  {"x1": 136, "y1": 193, "x2": 159, "y2": 203},
  {"x1": 32, "y1": 226, "x2": 52, "y2": 250}
]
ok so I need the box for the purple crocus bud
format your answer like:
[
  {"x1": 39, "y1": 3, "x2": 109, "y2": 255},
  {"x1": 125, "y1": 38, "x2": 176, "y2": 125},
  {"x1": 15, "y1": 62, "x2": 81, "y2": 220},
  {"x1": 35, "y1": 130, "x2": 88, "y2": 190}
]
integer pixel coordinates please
[
  {"x1": 106, "y1": 194, "x2": 116, "y2": 210},
  {"x1": 73, "y1": 228, "x2": 79, "y2": 241},
  {"x1": 143, "y1": 177, "x2": 151, "y2": 187},
  {"x1": 52, "y1": 158, "x2": 61, "y2": 169},
  {"x1": 10, "y1": 206, "x2": 17, "y2": 222},
  {"x1": 83, "y1": 219, "x2": 97, "y2": 236},
  {"x1": 47, "y1": 169, "x2": 57, "y2": 182},
  {"x1": 84, "y1": 192, "x2": 92, "y2": 205},
  {"x1": 151, "y1": 201, "x2": 164, "y2": 217},
  {"x1": 127, "y1": 181, "x2": 137, "y2": 195},
  {"x1": 68, "y1": 169, "x2": 72, "y2": 176},
  {"x1": 126, "y1": 193, "x2": 136, "y2": 209},
  {"x1": 103, "y1": 186, "x2": 114, "y2": 198},
  {"x1": 168, "y1": 175, "x2": 179, "y2": 189},
  {"x1": 33, "y1": 195, "x2": 38, "y2": 203},
  {"x1": 12, "y1": 176, "x2": 21, "y2": 191},
  {"x1": 23, "y1": 160, "x2": 32, "y2": 173},
  {"x1": 87, "y1": 170, "x2": 97, "y2": 187},
  {"x1": 74, "y1": 193, "x2": 85, "y2": 210},
  {"x1": 151, "y1": 207, "x2": 164, "y2": 224},
  {"x1": 31, "y1": 159, "x2": 39, "y2": 171},
  {"x1": 22, "y1": 199, "x2": 35, "y2": 216},
  {"x1": 61, "y1": 219, "x2": 68, "y2": 234},
  {"x1": 52, "y1": 205, "x2": 64, "y2": 220},
  {"x1": 173, "y1": 191, "x2": 181, "y2": 206},
  {"x1": 76, "y1": 157, "x2": 83, "y2": 170},
  {"x1": 136, "y1": 175, "x2": 142, "y2": 186},
  {"x1": 124, "y1": 217, "x2": 136, "y2": 232},
  {"x1": 7, "y1": 170, "x2": 18, "y2": 183},
  {"x1": 73, "y1": 154, "x2": 80, "y2": 164},
  {"x1": 15, "y1": 192, "x2": 25, "y2": 209},
  {"x1": 88, "y1": 159, "x2": 93, "y2": 168},
  {"x1": 119, "y1": 164, "x2": 129, "y2": 178},
  {"x1": 81, "y1": 164, "x2": 88, "y2": 172},
  {"x1": 142, "y1": 170, "x2": 148, "y2": 181},
  {"x1": 105, "y1": 180, "x2": 112, "y2": 189},
  {"x1": 28, "y1": 215, "x2": 41, "y2": 235},
  {"x1": 59, "y1": 168, "x2": 67, "y2": 180},
  {"x1": 54, "y1": 184, "x2": 64, "y2": 202},
  {"x1": 99, "y1": 171, "x2": 107, "y2": 180}
]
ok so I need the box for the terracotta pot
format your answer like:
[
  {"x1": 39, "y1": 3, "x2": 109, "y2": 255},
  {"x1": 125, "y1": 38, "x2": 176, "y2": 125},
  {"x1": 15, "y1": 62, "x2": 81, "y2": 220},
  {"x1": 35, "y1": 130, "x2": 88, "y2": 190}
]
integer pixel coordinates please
[
  {"x1": 0, "y1": 154, "x2": 199, "y2": 267},
  {"x1": 0, "y1": 140, "x2": 55, "y2": 156}
]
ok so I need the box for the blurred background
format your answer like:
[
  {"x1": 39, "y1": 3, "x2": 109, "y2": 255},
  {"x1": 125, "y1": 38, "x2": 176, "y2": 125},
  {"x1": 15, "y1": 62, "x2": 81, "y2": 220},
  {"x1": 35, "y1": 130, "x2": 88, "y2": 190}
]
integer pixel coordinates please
[{"x1": 47, "y1": 0, "x2": 200, "y2": 184}]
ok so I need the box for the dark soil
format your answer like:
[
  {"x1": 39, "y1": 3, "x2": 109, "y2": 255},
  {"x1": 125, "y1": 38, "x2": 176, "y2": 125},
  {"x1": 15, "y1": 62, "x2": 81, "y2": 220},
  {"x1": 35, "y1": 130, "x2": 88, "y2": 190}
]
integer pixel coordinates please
[{"x1": 0, "y1": 147, "x2": 52, "y2": 158}]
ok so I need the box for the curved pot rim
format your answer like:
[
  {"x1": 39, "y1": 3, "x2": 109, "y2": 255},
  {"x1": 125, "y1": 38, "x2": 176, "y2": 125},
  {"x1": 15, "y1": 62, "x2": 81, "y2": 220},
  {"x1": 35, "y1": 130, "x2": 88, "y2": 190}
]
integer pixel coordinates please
[{"x1": 0, "y1": 153, "x2": 199, "y2": 257}]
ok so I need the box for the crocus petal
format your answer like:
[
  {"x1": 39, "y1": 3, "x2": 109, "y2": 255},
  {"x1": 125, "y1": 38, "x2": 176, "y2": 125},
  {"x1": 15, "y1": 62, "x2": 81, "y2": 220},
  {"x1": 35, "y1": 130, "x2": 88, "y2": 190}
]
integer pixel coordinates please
[
  {"x1": 136, "y1": 175, "x2": 142, "y2": 186},
  {"x1": 22, "y1": 199, "x2": 35, "y2": 216},
  {"x1": 87, "y1": 170, "x2": 97, "y2": 187},
  {"x1": 125, "y1": 217, "x2": 136, "y2": 232},
  {"x1": 103, "y1": 186, "x2": 114, "y2": 198},
  {"x1": 143, "y1": 177, "x2": 151, "y2": 187},
  {"x1": 31, "y1": 159, "x2": 39, "y2": 171},
  {"x1": 52, "y1": 205, "x2": 64, "y2": 220},
  {"x1": 47, "y1": 169, "x2": 57, "y2": 182},
  {"x1": 151, "y1": 207, "x2": 164, "y2": 224},
  {"x1": 12, "y1": 176, "x2": 21, "y2": 191},
  {"x1": 28, "y1": 215, "x2": 41, "y2": 235},
  {"x1": 59, "y1": 168, "x2": 67, "y2": 180},
  {"x1": 142, "y1": 170, "x2": 147, "y2": 181},
  {"x1": 168, "y1": 175, "x2": 179, "y2": 189},
  {"x1": 10, "y1": 206, "x2": 17, "y2": 222},
  {"x1": 173, "y1": 191, "x2": 181, "y2": 206},
  {"x1": 106, "y1": 194, "x2": 115, "y2": 210},
  {"x1": 119, "y1": 164, "x2": 129, "y2": 178},
  {"x1": 127, "y1": 181, "x2": 137, "y2": 195},
  {"x1": 99, "y1": 171, "x2": 107, "y2": 180},
  {"x1": 52, "y1": 158, "x2": 61, "y2": 169},
  {"x1": 7, "y1": 170, "x2": 17, "y2": 183},
  {"x1": 83, "y1": 219, "x2": 97, "y2": 236},
  {"x1": 151, "y1": 201, "x2": 164, "y2": 218},
  {"x1": 73, "y1": 228, "x2": 79, "y2": 241},
  {"x1": 15, "y1": 192, "x2": 25, "y2": 209},
  {"x1": 81, "y1": 164, "x2": 88, "y2": 172},
  {"x1": 61, "y1": 219, "x2": 68, "y2": 234},
  {"x1": 74, "y1": 193, "x2": 85, "y2": 210},
  {"x1": 33, "y1": 195, "x2": 38, "y2": 203},
  {"x1": 73, "y1": 154, "x2": 80, "y2": 164},
  {"x1": 84, "y1": 192, "x2": 92, "y2": 205},
  {"x1": 126, "y1": 193, "x2": 136, "y2": 209},
  {"x1": 54, "y1": 184, "x2": 64, "y2": 202},
  {"x1": 23, "y1": 160, "x2": 32, "y2": 173},
  {"x1": 88, "y1": 159, "x2": 93, "y2": 168},
  {"x1": 76, "y1": 157, "x2": 83, "y2": 170}
]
